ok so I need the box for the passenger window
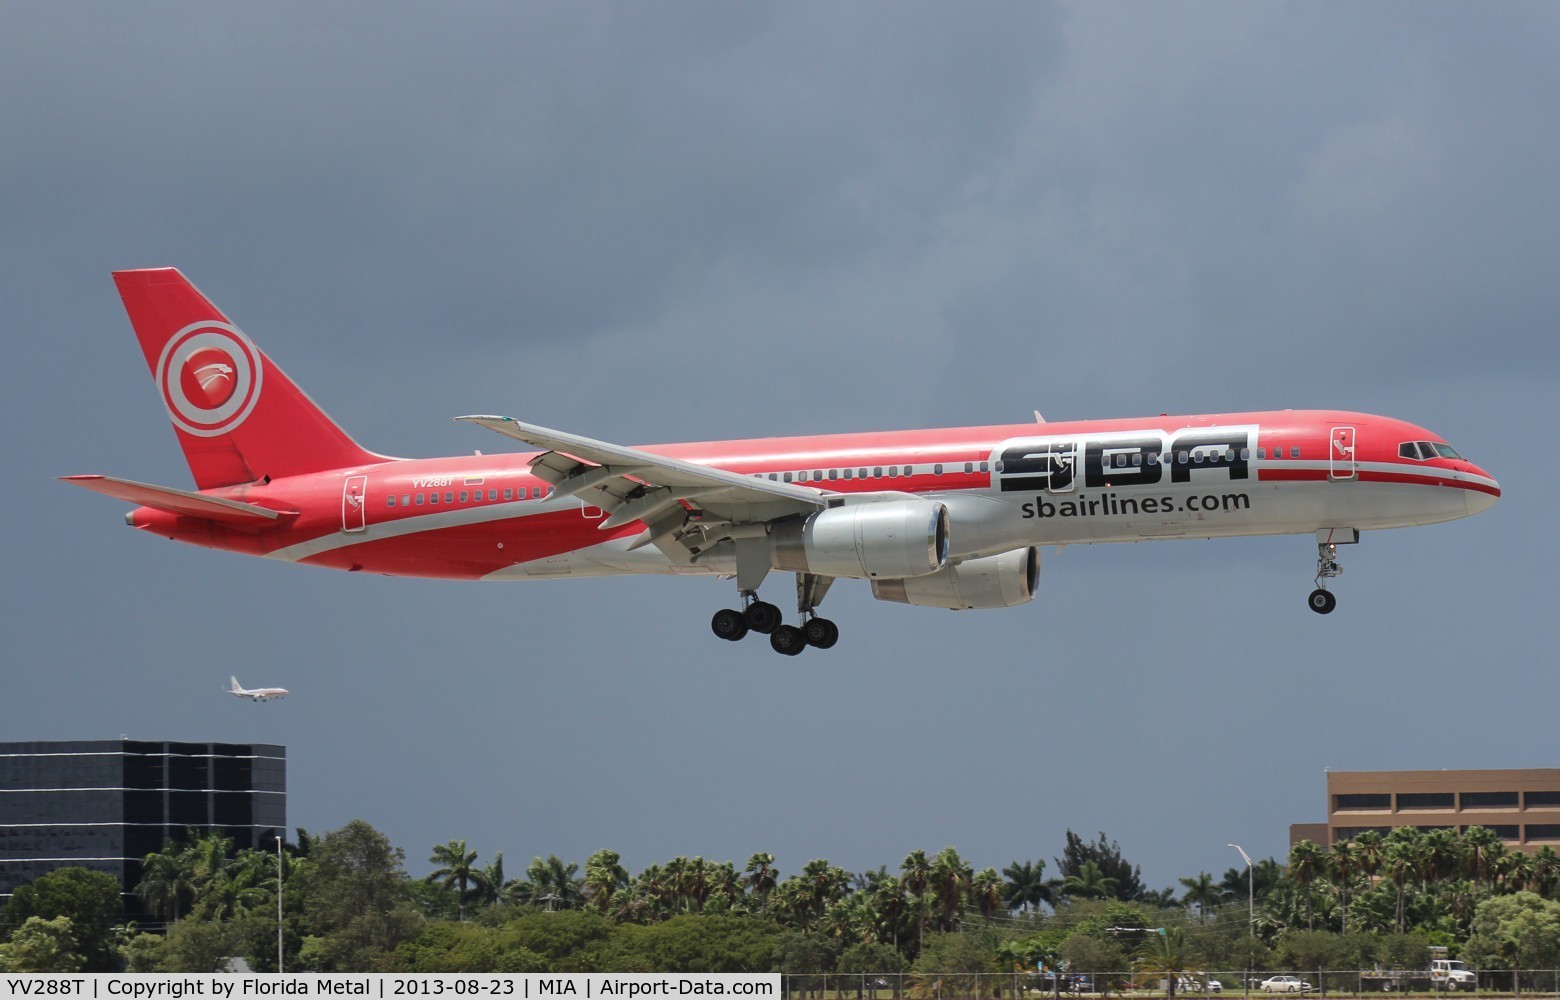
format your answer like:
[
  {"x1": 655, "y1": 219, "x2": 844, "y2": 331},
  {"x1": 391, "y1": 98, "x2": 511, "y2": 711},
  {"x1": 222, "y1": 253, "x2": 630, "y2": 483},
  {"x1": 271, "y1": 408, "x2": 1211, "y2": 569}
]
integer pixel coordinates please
[
  {"x1": 488, "y1": 489, "x2": 497, "y2": 501},
  {"x1": 458, "y1": 491, "x2": 467, "y2": 502},
  {"x1": 874, "y1": 467, "x2": 883, "y2": 478},
  {"x1": 1132, "y1": 454, "x2": 1142, "y2": 467},
  {"x1": 904, "y1": 466, "x2": 914, "y2": 476},
  {"x1": 504, "y1": 488, "x2": 513, "y2": 500},
  {"x1": 783, "y1": 472, "x2": 793, "y2": 483},
  {"x1": 415, "y1": 494, "x2": 425, "y2": 505},
  {"x1": 402, "y1": 494, "x2": 411, "y2": 506},
  {"x1": 445, "y1": 492, "x2": 454, "y2": 503},
  {"x1": 386, "y1": 496, "x2": 396, "y2": 507},
  {"x1": 859, "y1": 468, "x2": 868, "y2": 478},
  {"x1": 813, "y1": 471, "x2": 823, "y2": 481},
  {"x1": 890, "y1": 466, "x2": 900, "y2": 477},
  {"x1": 963, "y1": 462, "x2": 973, "y2": 474},
  {"x1": 1177, "y1": 451, "x2": 1189, "y2": 464},
  {"x1": 533, "y1": 487, "x2": 543, "y2": 499},
  {"x1": 1193, "y1": 452, "x2": 1205, "y2": 464},
  {"x1": 934, "y1": 464, "x2": 943, "y2": 475},
  {"x1": 1290, "y1": 446, "x2": 1300, "y2": 459},
  {"x1": 1240, "y1": 448, "x2": 1250, "y2": 461},
  {"x1": 430, "y1": 493, "x2": 440, "y2": 504},
  {"x1": 1147, "y1": 454, "x2": 1159, "y2": 466},
  {"x1": 828, "y1": 470, "x2": 838, "y2": 480},
  {"x1": 979, "y1": 462, "x2": 988, "y2": 474},
  {"x1": 1256, "y1": 448, "x2": 1266, "y2": 460},
  {"x1": 843, "y1": 469, "x2": 853, "y2": 480}
]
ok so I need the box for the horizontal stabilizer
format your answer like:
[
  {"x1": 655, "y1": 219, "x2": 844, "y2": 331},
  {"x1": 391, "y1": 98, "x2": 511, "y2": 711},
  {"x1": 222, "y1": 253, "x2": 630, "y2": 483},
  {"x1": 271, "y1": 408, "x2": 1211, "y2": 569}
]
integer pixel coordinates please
[{"x1": 60, "y1": 475, "x2": 294, "y2": 524}]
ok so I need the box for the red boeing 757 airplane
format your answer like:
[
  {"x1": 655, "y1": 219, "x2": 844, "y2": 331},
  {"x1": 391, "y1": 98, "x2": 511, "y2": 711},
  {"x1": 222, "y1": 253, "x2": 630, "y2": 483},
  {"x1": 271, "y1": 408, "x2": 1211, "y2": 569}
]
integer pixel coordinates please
[{"x1": 64, "y1": 269, "x2": 1500, "y2": 654}]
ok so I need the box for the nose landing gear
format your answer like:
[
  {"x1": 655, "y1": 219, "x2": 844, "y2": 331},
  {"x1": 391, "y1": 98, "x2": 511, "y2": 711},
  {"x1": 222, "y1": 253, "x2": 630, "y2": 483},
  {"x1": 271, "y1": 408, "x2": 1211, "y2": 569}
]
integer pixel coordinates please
[{"x1": 1307, "y1": 531, "x2": 1356, "y2": 614}]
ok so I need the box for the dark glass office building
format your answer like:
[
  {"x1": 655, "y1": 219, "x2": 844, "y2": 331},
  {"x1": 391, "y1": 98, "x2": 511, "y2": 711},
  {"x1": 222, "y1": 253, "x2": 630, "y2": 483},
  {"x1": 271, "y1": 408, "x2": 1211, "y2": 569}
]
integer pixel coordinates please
[{"x1": 0, "y1": 740, "x2": 285, "y2": 917}]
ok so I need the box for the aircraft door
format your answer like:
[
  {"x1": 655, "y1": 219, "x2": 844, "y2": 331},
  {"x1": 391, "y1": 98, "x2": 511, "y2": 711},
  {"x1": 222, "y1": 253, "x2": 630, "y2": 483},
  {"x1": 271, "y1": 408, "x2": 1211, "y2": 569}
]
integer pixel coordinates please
[
  {"x1": 342, "y1": 475, "x2": 368, "y2": 532},
  {"x1": 1329, "y1": 426, "x2": 1357, "y2": 481}
]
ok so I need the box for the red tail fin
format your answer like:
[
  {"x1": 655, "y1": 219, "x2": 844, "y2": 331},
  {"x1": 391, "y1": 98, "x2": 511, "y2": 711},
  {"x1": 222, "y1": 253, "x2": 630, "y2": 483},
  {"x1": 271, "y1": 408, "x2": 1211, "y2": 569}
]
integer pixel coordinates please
[{"x1": 113, "y1": 268, "x2": 385, "y2": 488}]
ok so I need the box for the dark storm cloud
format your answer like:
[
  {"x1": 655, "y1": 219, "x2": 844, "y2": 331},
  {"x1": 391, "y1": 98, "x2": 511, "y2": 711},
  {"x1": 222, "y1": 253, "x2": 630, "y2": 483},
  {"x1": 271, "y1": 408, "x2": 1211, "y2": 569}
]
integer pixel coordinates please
[{"x1": 2, "y1": 1, "x2": 1555, "y2": 891}]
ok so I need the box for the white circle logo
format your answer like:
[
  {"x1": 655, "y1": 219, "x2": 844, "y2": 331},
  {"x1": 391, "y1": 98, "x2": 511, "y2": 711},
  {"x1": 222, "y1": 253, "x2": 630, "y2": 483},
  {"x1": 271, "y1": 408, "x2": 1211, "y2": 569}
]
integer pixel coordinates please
[{"x1": 155, "y1": 321, "x2": 264, "y2": 437}]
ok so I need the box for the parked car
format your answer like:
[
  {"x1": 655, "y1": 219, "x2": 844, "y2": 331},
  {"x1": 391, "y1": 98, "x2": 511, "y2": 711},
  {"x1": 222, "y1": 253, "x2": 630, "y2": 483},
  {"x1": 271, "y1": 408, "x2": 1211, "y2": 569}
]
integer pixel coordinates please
[
  {"x1": 1260, "y1": 977, "x2": 1314, "y2": 994},
  {"x1": 1177, "y1": 974, "x2": 1223, "y2": 993}
]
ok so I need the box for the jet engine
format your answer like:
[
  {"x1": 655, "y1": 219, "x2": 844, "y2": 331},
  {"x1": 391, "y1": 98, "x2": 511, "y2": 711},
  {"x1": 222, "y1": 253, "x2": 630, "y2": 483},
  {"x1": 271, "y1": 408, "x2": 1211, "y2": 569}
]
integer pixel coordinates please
[
  {"x1": 870, "y1": 547, "x2": 1038, "y2": 609},
  {"x1": 770, "y1": 498, "x2": 949, "y2": 580}
]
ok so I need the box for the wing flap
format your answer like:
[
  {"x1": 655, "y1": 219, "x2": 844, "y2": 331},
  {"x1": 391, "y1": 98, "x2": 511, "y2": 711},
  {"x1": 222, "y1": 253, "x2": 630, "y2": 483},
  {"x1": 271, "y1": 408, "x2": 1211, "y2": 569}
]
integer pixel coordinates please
[
  {"x1": 60, "y1": 475, "x2": 294, "y2": 524},
  {"x1": 457, "y1": 414, "x2": 829, "y2": 512}
]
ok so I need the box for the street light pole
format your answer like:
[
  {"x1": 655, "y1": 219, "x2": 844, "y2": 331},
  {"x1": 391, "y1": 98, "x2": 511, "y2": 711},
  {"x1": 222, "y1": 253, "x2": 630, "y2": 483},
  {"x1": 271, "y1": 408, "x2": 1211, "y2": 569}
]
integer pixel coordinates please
[
  {"x1": 1228, "y1": 844, "x2": 1254, "y2": 1000},
  {"x1": 277, "y1": 835, "x2": 285, "y2": 974}
]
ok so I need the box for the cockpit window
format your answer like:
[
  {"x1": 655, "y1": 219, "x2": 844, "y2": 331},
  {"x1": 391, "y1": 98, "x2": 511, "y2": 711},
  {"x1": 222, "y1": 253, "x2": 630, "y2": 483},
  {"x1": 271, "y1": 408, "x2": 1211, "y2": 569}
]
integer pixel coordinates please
[{"x1": 1400, "y1": 440, "x2": 1463, "y2": 461}]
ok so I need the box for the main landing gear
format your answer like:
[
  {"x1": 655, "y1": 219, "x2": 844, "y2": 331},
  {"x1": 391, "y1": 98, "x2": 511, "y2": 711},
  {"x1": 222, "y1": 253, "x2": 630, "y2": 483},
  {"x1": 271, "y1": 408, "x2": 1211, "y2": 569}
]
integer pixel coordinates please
[{"x1": 710, "y1": 574, "x2": 839, "y2": 655}]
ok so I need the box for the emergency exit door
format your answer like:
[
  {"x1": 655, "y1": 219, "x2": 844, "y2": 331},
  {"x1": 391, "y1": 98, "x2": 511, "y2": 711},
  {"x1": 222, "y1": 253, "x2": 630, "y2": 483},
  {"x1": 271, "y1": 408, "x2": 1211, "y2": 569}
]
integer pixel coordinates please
[{"x1": 1329, "y1": 426, "x2": 1357, "y2": 481}]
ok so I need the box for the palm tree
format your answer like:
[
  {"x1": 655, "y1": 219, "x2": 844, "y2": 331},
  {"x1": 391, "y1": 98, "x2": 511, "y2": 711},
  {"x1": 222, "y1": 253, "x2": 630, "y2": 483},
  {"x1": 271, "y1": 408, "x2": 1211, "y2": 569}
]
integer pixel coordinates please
[
  {"x1": 928, "y1": 847, "x2": 971, "y2": 930},
  {"x1": 137, "y1": 840, "x2": 197, "y2": 922},
  {"x1": 1002, "y1": 859, "x2": 1051, "y2": 914},
  {"x1": 428, "y1": 839, "x2": 487, "y2": 921},
  {"x1": 900, "y1": 849, "x2": 931, "y2": 953},
  {"x1": 1135, "y1": 926, "x2": 1193, "y2": 999},
  {"x1": 527, "y1": 854, "x2": 582, "y2": 911},
  {"x1": 584, "y1": 849, "x2": 629, "y2": 913},
  {"x1": 1382, "y1": 829, "x2": 1426, "y2": 933},
  {"x1": 744, "y1": 852, "x2": 778, "y2": 907},
  {"x1": 1530, "y1": 845, "x2": 1560, "y2": 899},
  {"x1": 971, "y1": 868, "x2": 1005, "y2": 922},
  {"x1": 1287, "y1": 840, "x2": 1326, "y2": 930},
  {"x1": 1178, "y1": 871, "x2": 1220, "y2": 922},
  {"x1": 476, "y1": 851, "x2": 507, "y2": 908},
  {"x1": 1062, "y1": 860, "x2": 1118, "y2": 901},
  {"x1": 1462, "y1": 826, "x2": 1502, "y2": 889},
  {"x1": 1329, "y1": 840, "x2": 1359, "y2": 933},
  {"x1": 1351, "y1": 829, "x2": 1386, "y2": 881}
]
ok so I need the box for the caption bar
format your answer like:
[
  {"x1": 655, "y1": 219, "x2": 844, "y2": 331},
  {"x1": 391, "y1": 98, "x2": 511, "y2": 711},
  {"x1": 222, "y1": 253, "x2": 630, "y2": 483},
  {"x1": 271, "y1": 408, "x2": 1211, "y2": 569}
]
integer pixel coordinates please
[{"x1": 2, "y1": 975, "x2": 781, "y2": 999}]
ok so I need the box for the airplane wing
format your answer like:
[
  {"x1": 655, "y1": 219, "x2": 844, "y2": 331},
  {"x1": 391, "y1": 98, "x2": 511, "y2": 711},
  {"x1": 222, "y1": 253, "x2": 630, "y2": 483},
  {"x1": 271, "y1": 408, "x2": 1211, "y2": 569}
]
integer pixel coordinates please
[
  {"x1": 60, "y1": 475, "x2": 296, "y2": 525},
  {"x1": 457, "y1": 414, "x2": 832, "y2": 569}
]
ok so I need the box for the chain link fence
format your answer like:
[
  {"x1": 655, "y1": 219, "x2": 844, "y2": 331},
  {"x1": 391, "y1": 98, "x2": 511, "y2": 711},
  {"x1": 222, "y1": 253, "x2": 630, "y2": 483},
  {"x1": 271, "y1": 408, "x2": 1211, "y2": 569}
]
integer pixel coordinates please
[{"x1": 777, "y1": 971, "x2": 1560, "y2": 1000}]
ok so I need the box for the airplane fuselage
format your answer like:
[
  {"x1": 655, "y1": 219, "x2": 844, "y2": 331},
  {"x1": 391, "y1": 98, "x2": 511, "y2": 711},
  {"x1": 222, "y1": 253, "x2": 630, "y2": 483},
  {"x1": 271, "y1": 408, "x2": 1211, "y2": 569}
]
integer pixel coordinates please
[{"x1": 127, "y1": 409, "x2": 1497, "y2": 582}]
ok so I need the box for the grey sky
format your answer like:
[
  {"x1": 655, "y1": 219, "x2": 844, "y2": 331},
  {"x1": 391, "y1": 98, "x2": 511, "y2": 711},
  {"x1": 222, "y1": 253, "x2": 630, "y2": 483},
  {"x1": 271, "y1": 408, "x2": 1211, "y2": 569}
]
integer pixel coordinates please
[{"x1": 3, "y1": 2, "x2": 1555, "y2": 895}]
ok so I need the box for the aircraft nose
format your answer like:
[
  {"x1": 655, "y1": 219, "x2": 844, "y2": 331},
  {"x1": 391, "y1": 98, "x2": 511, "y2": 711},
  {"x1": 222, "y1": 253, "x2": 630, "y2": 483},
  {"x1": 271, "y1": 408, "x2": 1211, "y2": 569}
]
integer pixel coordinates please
[{"x1": 1464, "y1": 463, "x2": 1500, "y2": 514}]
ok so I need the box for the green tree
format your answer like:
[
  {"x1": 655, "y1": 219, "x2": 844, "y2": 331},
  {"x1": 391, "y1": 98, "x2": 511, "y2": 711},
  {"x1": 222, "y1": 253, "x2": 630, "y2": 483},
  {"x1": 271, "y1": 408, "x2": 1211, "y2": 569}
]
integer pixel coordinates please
[
  {"x1": 0, "y1": 916, "x2": 86, "y2": 972},
  {"x1": 3, "y1": 867, "x2": 123, "y2": 970},
  {"x1": 138, "y1": 841, "x2": 198, "y2": 922},
  {"x1": 1055, "y1": 831, "x2": 1146, "y2": 902},
  {"x1": 1462, "y1": 891, "x2": 1560, "y2": 970},
  {"x1": 295, "y1": 819, "x2": 422, "y2": 970}
]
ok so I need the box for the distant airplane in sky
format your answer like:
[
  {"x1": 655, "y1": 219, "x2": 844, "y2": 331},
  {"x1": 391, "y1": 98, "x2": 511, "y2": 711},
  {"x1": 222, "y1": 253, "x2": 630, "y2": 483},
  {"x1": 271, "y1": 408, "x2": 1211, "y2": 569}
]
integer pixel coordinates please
[
  {"x1": 64, "y1": 269, "x2": 1500, "y2": 655},
  {"x1": 228, "y1": 676, "x2": 287, "y2": 702}
]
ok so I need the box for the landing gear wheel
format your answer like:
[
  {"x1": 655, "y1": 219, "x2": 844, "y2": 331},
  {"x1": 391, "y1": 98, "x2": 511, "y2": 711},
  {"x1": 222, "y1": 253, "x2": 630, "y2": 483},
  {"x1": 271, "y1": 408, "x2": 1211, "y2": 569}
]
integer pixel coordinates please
[
  {"x1": 1308, "y1": 589, "x2": 1337, "y2": 615},
  {"x1": 770, "y1": 624, "x2": 806, "y2": 656},
  {"x1": 711, "y1": 608, "x2": 749, "y2": 641},
  {"x1": 803, "y1": 617, "x2": 839, "y2": 649},
  {"x1": 745, "y1": 600, "x2": 782, "y2": 634}
]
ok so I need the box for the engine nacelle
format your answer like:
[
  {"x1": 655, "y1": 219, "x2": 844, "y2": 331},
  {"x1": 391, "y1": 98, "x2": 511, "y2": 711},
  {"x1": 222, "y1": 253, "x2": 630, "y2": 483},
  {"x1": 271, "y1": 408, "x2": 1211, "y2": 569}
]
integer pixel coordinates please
[
  {"x1": 771, "y1": 498, "x2": 949, "y2": 580},
  {"x1": 870, "y1": 547, "x2": 1039, "y2": 609}
]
